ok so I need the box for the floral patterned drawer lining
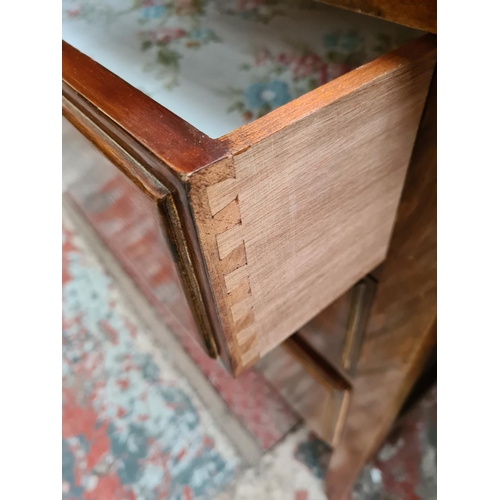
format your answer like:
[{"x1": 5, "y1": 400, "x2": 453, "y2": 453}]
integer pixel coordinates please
[{"x1": 62, "y1": 0, "x2": 418, "y2": 138}]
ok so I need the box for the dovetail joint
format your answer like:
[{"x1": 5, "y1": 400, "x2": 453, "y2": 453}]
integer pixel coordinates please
[{"x1": 208, "y1": 188, "x2": 258, "y2": 364}]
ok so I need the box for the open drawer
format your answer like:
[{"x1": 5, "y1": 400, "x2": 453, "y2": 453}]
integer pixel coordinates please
[{"x1": 62, "y1": 0, "x2": 436, "y2": 375}]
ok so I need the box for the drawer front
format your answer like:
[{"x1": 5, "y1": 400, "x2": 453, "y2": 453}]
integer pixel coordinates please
[
  {"x1": 62, "y1": 116, "x2": 218, "y2": 357},
  {"x1": 63, "y1": 33, "x2": 436, "y2": 375}
]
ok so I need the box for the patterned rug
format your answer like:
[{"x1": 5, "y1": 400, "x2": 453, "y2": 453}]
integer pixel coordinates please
[
  {"x1": 62, "y1": 210, "x2": 436, "y2": 499},
  {"x1": 63, "y1": 214, "x2": 241, "y2": 499},
  {"x1": 215, "y1": 390, "x2": 437, "y2": 500}
]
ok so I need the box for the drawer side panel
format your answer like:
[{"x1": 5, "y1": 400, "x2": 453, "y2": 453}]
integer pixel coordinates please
[{"x1": 189, "y1": 36, "x2": 436, "y2": 373}]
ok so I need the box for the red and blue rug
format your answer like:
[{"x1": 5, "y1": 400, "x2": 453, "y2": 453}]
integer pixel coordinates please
[
  {"x1": 62, "y1": 208, "x2": 436, "y2": 500},
  {"x1": 63, "y1": 216, "x2": 241, "y2": 500}
]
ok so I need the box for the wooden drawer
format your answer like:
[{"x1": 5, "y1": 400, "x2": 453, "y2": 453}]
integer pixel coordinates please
[
  {"x1": 315, "y1": 0, "x2": 436, "y2": 32},
  {"x1": 257, "y1": 277, "x2": 376, "y2": 445},
  {"x1": 258, "y1": 336, "x2": 351, "y2": 447},
  {"x1": 62, "y1": 117, "x2": 214, "y2": 353},
  {"x1": 62, "y1": 2, "x2": 436, "y2": 375}
]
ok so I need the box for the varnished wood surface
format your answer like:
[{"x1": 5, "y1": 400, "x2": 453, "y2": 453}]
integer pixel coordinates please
[
  {"x1": 62, "y1": 117, "x2": 221, "y2": 357},
  {"x1": 301, "y1": 277, "x2": 376, "y2": 375},
  {"x1": 257, "y1": 336, "x2": 350, "y2": 447},
  {"x1": 63, "y1": 97, "x2": 167, "y2": 202},
  {"x1": 284, "y1": 335, "x2": 352, "y2": 391},
  {"x1": 325, "y1": 72, "x2": 437, "y2": 500},
  {"x1": 63, "y1": 41, "x2": 228, "y2": 188},
  {"x1": 190, "y1": 35, "x2": 436, "y2": 374},
  {"x1": 63, "y1": 43, "x2": 231, "y2": 361},
  {"x1": 261, "y1": 276, "x2": 376, "y2": 447},
  {"x1": 315, "y1": 0, "x2": 436, "y2": 33},
  {"x1": 299, "y1": 289, "x2": 352, "y2": 369}
]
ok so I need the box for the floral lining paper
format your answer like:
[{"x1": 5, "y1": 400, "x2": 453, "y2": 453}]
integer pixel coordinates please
[{"x1": 62, "y1": 0, "x2": 418, "y2": 138}]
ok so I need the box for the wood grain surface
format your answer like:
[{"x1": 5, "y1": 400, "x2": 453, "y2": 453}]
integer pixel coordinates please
[
  {"x1": 63, "y1": 34, "x2": 436, "y2": 377},
  {"x1": 325, "y1": 71, "x2": 437, "y2": 500},
  {"x1": 257, "y1": 337, "x2": 351, "y2": 447},
  {"x1": 190, "y1": 35, "x2": 436, "y2": 374},
  {"x1": 61, "y1": 115, "x2": 223, "y2": 358},
  {"x1": 300, "y1": 277, "x2": 376, "y2": 375},
  {"x1": 63, "y1": 42, "x2": 232, "y2": 361},
  {"x1": 63, "y1": 41, "x2": 227, "y2": 188},
  {"x1": 258, "y1": 276, "x2": 376, "y2": 446},
  {"x1": 315, "y1": 0, "x2": 436, "y2": 33}
]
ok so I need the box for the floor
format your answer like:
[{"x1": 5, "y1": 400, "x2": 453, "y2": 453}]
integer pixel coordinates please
[{"x1": 62, "y1": 208, "x2": 436, "y2": 500}]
